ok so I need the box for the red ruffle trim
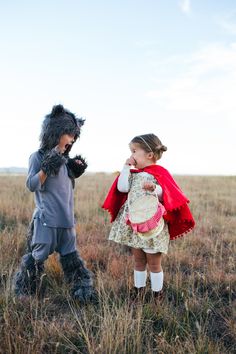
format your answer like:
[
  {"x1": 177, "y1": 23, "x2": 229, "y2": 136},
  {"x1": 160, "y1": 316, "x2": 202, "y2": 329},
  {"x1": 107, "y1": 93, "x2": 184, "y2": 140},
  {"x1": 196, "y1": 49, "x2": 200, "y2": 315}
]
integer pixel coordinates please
[{"x1": 126, "y1": 203, "x2": 166, "y2": 233}]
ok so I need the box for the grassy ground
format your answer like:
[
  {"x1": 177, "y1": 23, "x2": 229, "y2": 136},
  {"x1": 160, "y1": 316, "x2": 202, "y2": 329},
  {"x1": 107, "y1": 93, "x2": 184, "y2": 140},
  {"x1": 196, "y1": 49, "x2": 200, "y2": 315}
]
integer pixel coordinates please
[{"x1": 0, "y1": 174, "x2": 235, "y2": 354}]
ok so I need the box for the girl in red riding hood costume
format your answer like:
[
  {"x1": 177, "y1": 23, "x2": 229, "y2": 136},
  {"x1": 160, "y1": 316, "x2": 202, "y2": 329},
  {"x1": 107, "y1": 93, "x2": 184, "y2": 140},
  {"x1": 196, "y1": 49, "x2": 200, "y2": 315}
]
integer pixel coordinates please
[{"x1": 102, "y1": 134, "x2": 195, "y2": 302}]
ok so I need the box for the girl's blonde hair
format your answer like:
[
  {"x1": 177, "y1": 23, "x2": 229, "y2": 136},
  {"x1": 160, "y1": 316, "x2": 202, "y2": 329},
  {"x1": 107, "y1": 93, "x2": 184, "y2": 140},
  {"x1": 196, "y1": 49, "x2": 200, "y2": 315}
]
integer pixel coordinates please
[{"x1": 130, "y1": 134, "x2": 167, "y2": 161}]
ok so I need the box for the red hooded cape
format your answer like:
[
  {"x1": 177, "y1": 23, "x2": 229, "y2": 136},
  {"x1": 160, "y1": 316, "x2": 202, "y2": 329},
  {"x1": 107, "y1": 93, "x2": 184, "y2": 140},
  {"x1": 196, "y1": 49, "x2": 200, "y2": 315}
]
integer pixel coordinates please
[{"x1": 102, "y1": 165, "x2": 195, "y2": 240}]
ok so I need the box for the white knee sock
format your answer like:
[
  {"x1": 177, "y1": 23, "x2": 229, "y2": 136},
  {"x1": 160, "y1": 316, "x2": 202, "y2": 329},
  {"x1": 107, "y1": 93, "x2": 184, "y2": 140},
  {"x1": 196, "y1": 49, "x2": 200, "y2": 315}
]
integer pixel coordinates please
[
  {"x1": 150, "y1": 271, "x2": 164, "y2": 292},
  {"x1": 134, "y1": 270, "x2": 147, "y2": 288}
]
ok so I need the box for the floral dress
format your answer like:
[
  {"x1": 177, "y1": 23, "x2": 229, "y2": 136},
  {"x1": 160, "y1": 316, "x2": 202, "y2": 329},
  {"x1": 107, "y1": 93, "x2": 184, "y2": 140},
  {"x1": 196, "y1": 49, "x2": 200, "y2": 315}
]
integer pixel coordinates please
[{"x1": 108, "y1": 171, "x2": 170, "y2": 254}]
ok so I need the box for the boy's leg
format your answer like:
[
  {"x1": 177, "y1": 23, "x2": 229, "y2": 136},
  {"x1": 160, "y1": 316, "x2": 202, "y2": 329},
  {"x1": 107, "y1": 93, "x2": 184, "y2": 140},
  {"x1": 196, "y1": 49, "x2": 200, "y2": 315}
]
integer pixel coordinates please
[
  {"x1": 31, "y1": 243, "x2": 53, "y2": 263},
  {"x1": 57, "y1": 228, "x2": 97, "y2": 303},
  {"x1": 14, "y1": 220, "x2": 55, "y2": 297},
  {"x1": 31, "y1": 221, "x2": 57, "y2": 263},
  {"x1": 56, "y1": 226, "x2": 77, "y2": 257},
  {"x1": 14, "y1": 251, "x2": 45, "y2": 296}
]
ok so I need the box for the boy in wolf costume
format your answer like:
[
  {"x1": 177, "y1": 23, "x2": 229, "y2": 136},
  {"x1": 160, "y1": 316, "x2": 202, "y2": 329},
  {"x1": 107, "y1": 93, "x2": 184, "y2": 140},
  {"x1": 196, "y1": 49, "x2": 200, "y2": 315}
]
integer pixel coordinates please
[{"x1": 14, "y1": 104, "x2": 96, "y2": 303}]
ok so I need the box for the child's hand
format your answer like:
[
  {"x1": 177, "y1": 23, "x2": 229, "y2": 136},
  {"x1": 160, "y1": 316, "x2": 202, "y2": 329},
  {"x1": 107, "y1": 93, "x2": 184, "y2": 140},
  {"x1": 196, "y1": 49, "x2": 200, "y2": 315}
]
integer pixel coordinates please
[
  {"x1": 74, "y1": 159, "x2": 84, "y2": 165},
  {"x1": 125, "y1": 157, "x2": 136, "y2": 166},
  {"x1": 143, "y1": 181, "x2": 156, "y2": 192},
  {"x1": 67, "y1": 155, "x2": 88, "y2": 178}
]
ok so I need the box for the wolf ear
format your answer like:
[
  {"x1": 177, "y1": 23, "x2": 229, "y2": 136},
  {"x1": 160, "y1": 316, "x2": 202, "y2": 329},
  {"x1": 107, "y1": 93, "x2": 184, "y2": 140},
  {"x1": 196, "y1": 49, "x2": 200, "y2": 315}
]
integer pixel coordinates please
[
  {"x1": 76, "y1": 118, "x2": 85, "y2": 128},
  {"x1": 50, "y1": 104, "x2": 65, "y2": 117}
]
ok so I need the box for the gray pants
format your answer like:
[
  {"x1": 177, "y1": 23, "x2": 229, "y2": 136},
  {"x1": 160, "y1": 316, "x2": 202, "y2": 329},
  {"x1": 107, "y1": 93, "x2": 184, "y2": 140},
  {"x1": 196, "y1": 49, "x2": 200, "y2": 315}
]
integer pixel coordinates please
[{"x1": 31, "y1": 218, "x2": 76, "y2": 262}]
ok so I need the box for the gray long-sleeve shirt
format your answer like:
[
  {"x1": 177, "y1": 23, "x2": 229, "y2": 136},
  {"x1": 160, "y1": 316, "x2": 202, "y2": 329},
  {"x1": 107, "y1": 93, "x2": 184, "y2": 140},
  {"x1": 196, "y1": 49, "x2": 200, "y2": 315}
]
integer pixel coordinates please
[{"x1": 26, "y1": 150, "x2": 74, "y2": 228}]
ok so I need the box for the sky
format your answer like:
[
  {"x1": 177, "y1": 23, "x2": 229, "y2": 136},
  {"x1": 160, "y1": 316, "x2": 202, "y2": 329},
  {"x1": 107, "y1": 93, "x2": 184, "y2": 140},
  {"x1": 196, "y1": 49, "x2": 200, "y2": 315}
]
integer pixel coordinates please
[{"x1": 0, "y1": 0, "x2": 235, "y2": 175}]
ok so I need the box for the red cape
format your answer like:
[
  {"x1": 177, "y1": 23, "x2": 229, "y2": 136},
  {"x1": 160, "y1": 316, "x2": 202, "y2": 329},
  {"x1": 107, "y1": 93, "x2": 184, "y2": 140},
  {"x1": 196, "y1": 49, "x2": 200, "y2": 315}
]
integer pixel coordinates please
[{"x1": 102, "y1": 165, "x2": 195, "y2": 240}]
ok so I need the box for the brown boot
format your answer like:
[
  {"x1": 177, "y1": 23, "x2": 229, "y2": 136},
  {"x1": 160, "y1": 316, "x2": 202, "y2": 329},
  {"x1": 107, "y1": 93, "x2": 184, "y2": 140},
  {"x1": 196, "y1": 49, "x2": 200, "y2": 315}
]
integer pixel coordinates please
[
  {"x1": 129, "y1": 287, "x2": 147, "y2": 307},
  {"x1": 152, "y1": 289, "x2": 164, "y2": 304}
]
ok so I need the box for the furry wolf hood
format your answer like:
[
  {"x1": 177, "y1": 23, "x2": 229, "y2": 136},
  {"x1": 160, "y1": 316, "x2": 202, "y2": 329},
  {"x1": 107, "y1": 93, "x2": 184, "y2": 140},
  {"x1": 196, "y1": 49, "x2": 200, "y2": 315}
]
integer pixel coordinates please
[{"x1": 39, "y1": 104, "x2": 85, "y2": 153}]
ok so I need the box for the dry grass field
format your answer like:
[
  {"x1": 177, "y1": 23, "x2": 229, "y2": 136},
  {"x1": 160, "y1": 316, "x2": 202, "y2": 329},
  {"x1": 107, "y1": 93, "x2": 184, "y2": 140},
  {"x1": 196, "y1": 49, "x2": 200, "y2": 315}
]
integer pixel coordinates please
[{"x1": 0, "y1": 173, "x2": 235, "y2": 354}]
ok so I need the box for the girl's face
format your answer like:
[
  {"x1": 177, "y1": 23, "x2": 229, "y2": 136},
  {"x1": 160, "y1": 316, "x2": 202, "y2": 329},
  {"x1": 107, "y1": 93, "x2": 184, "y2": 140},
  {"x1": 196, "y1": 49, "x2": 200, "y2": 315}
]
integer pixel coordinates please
[
  {"x1": 129, "y1": 143, "x2": 154, "y2": 169},
  {"x1": 58, "y1": 134, "x2": 75, "y2": 153}
]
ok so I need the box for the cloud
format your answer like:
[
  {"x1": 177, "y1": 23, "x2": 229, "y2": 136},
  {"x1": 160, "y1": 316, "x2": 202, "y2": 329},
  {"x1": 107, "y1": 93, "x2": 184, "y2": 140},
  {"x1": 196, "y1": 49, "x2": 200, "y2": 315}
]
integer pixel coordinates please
[
  {"x1": 216, "y1": 10, "x2": 236, "y2": 35},
  {"x1": 145, "y1": 42, "x2": 236, "y2": 175},
  {"x1": 146, "y1": 42, "x2": 236, "y2": 116},
  {"x1": 179, "y1": 0, "x2": 191, "y2": 15}
]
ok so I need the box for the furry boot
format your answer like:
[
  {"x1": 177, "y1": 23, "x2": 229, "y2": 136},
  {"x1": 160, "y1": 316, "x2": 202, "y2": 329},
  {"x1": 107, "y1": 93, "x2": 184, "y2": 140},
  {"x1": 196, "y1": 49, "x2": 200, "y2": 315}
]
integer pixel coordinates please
[
  {"x1": 60, "y1": 251, "x2": 97, "y2": 304},
  {"x1": 13, "y1": 253, "x2": 45, "y2": 297}
]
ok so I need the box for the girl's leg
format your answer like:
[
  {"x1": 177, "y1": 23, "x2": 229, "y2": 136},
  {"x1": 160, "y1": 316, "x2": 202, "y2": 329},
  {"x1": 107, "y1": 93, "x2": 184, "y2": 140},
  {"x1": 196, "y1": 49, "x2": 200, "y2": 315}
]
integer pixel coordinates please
[
  {"x1": 131, "y1": 248, "x2": 147, "y2": 289},
  {"x1": 146, "y1": 252, "x2": 164, "y2": 292}
]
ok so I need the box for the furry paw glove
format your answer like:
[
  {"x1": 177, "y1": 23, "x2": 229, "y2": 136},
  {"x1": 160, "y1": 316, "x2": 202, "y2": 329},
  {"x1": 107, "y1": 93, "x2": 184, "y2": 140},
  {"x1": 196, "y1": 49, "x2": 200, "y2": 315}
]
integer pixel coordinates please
[
  {"x1": 41, "y1": 148, "x2": 66, "y2": 176},
  {"x1": 67, "y1": 155, "x2": 88, "y2": 178}
]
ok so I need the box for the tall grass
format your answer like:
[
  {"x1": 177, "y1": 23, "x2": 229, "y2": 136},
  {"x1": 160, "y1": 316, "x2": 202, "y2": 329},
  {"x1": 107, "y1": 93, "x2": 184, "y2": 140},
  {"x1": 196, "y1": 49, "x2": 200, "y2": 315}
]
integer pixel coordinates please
[{"x1": 0, "y1": 174, "x2": 235, "y2": 353}]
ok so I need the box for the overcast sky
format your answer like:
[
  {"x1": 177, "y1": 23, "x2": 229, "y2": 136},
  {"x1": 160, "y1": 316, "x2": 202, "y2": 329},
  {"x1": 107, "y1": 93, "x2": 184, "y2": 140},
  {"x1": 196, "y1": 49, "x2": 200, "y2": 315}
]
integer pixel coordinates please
[{"x1": 0, "y1": 0, "x2": 235, "y2": 175}]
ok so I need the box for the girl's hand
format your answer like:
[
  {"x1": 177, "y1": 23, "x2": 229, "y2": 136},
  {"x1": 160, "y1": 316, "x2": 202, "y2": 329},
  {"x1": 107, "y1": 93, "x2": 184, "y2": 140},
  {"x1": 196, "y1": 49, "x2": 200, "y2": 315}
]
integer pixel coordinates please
[
  {"x1": 125, "y1": 157, "x2": 136, "y2": 166},
  {"x1": 143, "y1": 181, "x2": 156, "y2": 192}
]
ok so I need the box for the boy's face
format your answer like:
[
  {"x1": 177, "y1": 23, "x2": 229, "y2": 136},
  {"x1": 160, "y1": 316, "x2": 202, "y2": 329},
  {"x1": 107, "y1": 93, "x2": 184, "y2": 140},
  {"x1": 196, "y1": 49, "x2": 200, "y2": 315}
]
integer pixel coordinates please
[{"x1": 57, "y1": 134, "x2": 75, "y2": 154}]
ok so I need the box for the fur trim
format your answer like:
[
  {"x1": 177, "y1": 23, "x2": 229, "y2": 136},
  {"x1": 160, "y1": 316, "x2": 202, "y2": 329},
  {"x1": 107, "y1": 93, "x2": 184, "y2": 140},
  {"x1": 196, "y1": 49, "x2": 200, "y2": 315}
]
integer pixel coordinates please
[
  {"x1": 60, "y1": 251, "x2": 93, "y2": 285},
  {"x1": 40, "y1": 104, "x2": 85, "y2": 151},
  {"x1": 60, "y1": 251, "x2": 97, "y2": 303},
  {"x1": 41, "y1": 148, "x2": 66, "y2": 176},
  {"x1": 13, "y1": 253, "x2": 45, "y2": 296},
  {"x1": 66, "y1": 155, "x2": 88, "y2": 178}
]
